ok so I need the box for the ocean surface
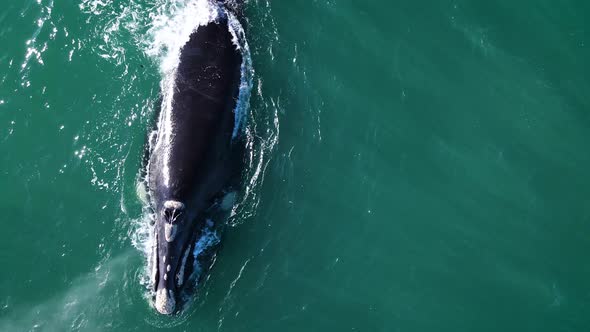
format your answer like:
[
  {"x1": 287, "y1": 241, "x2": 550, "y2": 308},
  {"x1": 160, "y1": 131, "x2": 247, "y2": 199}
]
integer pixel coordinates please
[{"x1": 1, "y1": 0, "x2": 590, "y2": 331}]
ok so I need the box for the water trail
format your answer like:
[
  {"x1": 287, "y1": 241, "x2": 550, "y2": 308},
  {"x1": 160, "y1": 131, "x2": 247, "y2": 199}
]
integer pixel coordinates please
[{"x1": 0, "y1": 253, "x2": 134, "y2": 332}]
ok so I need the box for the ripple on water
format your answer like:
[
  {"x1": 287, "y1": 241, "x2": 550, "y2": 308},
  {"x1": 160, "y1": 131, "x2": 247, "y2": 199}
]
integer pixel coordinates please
[{"x1": 20, "y1": 0, "x2": 55, "y2": 80}]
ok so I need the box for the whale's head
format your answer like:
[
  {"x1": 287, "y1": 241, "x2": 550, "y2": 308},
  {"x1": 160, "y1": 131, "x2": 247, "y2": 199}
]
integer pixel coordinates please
[{"x1": 151, "y1": 200, "x2": 198, "y2": 315}]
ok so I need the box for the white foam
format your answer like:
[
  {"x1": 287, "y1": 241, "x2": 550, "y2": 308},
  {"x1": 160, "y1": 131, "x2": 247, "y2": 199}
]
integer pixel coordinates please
[
  {"x1": 226, "y1": 9, "x2": 254, "y2": 138},
  {"x1": 189, "y1": 224, "x2": 220, "y2": 283}
]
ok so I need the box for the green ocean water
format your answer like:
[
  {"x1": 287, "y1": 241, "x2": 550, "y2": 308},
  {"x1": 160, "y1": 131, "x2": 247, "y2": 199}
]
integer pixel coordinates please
[{"x1": 1, "y1": 0, "x2": 590, "y2": 330}]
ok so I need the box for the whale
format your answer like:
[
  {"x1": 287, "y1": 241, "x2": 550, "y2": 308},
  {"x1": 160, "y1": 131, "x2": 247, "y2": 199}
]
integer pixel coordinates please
[{"x1": 144, "y1": 2, "x2": 248, "y2": 315}]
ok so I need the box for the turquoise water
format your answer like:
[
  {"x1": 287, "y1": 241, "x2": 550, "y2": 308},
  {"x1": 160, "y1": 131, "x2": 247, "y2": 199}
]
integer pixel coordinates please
[{"x1": 1, "y1": 0, "x2": 590, "y2": 330}]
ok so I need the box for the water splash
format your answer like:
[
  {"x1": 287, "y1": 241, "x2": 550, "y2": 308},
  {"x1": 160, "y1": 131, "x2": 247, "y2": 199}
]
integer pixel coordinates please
[{"x1": 227, "y1": 10, "x2": 254, "y2": 138}]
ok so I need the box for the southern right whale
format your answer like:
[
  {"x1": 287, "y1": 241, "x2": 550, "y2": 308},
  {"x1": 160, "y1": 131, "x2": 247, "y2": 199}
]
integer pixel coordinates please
[{"x1": 144, "y1": 1, "x2": 248, "y2": 315}]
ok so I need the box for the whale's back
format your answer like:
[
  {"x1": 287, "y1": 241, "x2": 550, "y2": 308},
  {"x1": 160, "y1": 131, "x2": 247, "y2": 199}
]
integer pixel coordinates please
[{"x1": 150, "y1": 16, "x2": 242, "y2": 205}]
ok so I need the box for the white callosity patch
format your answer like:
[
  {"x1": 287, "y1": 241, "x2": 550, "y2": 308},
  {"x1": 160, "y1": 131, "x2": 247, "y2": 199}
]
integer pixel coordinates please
[
  {"x1": 176, "y1": 246, "x2": 192, "y2": 287},
  {"x1": 164, "y1": 223, "x2": 178, "y2": 242},
  {"x1": 150, "y1": 232, "x2": 158, "y2": 289},
  {"x1": 163, "y1": 200, "x2": 184, "y2": 242},
  {"x1": 164, "y1": 200, "x2": 185, "y2": 210},
  {"x1": 155, "y1": 288, "x2": 176, "y2": 315}
]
